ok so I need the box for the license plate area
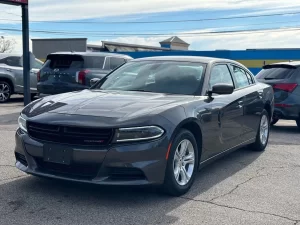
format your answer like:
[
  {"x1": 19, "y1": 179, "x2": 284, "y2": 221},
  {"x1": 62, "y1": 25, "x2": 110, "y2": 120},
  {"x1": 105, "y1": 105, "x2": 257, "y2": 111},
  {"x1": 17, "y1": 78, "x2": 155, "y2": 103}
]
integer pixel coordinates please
[{"x1": 43, "y1": 144, "x2": 73, "y2": 165}]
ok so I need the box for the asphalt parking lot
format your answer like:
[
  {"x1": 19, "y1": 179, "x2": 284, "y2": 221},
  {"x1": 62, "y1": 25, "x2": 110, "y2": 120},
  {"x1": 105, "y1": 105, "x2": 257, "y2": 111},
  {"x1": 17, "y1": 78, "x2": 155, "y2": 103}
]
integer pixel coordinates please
[{"x1": 1, "y1": 96, "x2": 300, "y2": 225}]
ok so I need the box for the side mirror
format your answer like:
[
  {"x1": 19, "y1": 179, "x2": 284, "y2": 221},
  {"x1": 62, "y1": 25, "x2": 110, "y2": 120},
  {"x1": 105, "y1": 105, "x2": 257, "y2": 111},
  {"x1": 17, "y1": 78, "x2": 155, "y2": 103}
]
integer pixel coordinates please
[
  {"x1": 208, "y1": 83, "x2": 234, "y2": 97},
  {"x1": 90, "y1": 78, "x2": 101, "y2": 87}
]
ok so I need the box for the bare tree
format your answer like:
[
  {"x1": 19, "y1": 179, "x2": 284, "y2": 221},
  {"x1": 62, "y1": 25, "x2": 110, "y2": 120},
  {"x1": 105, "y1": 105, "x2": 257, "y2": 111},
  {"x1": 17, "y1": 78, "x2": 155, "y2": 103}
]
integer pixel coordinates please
[{"x1": 0, "y1": 36, "x2": 16, "y2": 53}]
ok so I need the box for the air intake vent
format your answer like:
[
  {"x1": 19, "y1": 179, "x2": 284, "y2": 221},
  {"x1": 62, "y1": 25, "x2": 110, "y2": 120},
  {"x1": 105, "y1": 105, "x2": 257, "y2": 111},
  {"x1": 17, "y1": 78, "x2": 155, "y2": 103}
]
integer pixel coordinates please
[
  {"x1": 15, "y1": 152, "x2": 28, "y2": 167},
  {"x1": 27, "y1": 121, "x2": 114, "y2": 146}
]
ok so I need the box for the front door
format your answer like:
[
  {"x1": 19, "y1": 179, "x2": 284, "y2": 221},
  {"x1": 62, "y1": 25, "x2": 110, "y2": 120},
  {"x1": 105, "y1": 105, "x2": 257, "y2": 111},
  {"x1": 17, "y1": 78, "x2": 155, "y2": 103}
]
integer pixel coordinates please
[{"x1": 205, "y1": 64, "x2": 244, "y2": 158}]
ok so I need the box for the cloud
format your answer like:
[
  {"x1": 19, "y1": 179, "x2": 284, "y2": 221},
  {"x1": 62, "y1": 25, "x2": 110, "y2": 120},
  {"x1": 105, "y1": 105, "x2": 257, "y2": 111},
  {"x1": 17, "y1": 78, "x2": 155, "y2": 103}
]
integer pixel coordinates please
[{"x1": 1, "y1": 0, "x2": 300, "y2": 22}]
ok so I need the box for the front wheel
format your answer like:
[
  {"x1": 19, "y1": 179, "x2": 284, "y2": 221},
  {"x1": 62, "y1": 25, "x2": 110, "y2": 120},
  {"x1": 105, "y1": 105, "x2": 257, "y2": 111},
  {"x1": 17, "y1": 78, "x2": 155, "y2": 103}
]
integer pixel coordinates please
[
  {"x1": 250, "y1": 109, "x2": 270, "y2": 152},
  {"x1": 163, "y1": 129, "x2": 199, "y2": 196}
]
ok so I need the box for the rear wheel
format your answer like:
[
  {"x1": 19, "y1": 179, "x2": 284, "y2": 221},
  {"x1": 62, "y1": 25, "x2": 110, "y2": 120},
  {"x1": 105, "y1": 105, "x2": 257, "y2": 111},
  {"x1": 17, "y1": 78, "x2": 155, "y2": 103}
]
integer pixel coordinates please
[
  {"x1": 0, "y1": 81, "x2": 12, "y2": 103},
  {"x1": 250, "y1": 109, "x2": 270, "y2": 152},
  {"x1": 296, "y1": 120, "x2": 300, "y2": 131},
  {"x1": 163, "y1": 129, "x2": 198, "y2": 196}
]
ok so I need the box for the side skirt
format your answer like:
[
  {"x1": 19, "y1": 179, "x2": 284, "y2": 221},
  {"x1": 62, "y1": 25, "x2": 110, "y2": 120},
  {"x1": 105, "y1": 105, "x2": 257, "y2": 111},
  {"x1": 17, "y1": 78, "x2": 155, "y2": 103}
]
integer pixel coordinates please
[{"x1": 198, "y1": 138, "x2": 255, "y2": 170}]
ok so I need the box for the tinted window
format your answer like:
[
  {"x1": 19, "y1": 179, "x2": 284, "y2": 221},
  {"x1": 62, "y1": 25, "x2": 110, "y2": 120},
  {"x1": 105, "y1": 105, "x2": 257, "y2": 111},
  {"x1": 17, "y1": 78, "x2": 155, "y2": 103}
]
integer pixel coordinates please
[
  {"x1": 46, "y1": 55, "x2": 84, "y2": 69},
  {"x1": 256, "y1": 66, "x2": 296, "y2": 80},
  {"x1": 110, "y1": 57, "x2": 126, "y2": 70},
  {"x1": 97, "y1": 61, "x2": 206, "y2": 95},
  {"x1": 231, "y1": 65, "x2": 250, "y2": 88},
  {"x1": 209, "y1": 64, "x2": 234, "y2": 89},
  {"x1": 5, "y1": 56, "x2": 21, "y2": 67},
  {"x1": 246, "y1": 72, "x2": 254, "y2": 84},
  {"x1": 84, "y1": 56, "x2": 105, "y2": 69}
]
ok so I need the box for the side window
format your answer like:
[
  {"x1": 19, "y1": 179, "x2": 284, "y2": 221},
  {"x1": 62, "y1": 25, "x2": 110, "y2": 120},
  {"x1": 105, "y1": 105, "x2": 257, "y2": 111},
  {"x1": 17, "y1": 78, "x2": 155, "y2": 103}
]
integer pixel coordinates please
[
  {"x1": 4, "y1": 57, "x2": 21, "y2": 67},
  {"x1": 246, "y1": 72, "x2": 255, "y2": 84},
  {"x1": 0, "y1": 58, "x2": 6, "y2": 64},
  {"x1": 209, "y1": 64, "x2": 234, "y2": 89},
  {"x1": 231, "y1": 65, "x2": 250, "y2": 89},
  {"x1": 110, "y1": 57, "x2": 126, "y2": 70}
]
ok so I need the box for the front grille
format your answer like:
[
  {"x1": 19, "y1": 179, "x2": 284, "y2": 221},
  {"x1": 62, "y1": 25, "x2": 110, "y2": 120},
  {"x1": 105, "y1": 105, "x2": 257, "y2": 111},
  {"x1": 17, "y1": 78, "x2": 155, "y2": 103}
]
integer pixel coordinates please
[
  {"x1": 27, "y1": 121, "x2": 114, "y2": 146},
  {"x1": 108, "y1": 167, "x2": 146, "y2": 181},
  {"x1": 15, "y1": 152, "x2": 28, "y2": 167},
  {"x1": 35, "y1": 158, "x2": 99, "y2": 180}
]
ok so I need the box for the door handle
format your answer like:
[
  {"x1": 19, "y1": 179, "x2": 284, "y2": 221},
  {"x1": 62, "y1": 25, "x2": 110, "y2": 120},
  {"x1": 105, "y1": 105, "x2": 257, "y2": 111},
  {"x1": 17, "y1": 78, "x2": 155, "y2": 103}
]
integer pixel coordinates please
[
  {"x1": 238, "y1": 101, "x2": 243, "y2": 105},
  {"x1": 6, "y1": 68, "x2": 12, "y2": 72}
]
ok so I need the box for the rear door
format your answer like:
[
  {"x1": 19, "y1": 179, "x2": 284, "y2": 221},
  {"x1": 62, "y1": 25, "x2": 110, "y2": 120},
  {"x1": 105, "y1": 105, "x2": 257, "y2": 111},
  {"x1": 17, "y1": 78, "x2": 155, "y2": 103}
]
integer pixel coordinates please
[
  {"x1": 3, "y1": 56, "x2": 24, "y2": 92},
  {"x1": 229, "y1": 64, "x2": 264, "y2": 142}
]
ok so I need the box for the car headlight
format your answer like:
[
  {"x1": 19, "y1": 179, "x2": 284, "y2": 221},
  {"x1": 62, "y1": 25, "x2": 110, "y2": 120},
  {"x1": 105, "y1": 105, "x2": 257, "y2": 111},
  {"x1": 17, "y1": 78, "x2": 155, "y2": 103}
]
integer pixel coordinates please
[
  {"x1": 18, "y1": 114, "x2": 27, "y2": 133},
  {"x1": 115, "y1": 126, "x2": 164, "y2": 142}
]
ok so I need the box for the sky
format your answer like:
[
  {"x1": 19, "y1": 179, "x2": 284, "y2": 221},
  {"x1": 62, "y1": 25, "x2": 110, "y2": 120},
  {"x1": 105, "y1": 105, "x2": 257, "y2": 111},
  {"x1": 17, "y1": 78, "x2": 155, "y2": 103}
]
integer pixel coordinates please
[{"x1": 1, "y1": 0, "x2": 300, "y2": 53}]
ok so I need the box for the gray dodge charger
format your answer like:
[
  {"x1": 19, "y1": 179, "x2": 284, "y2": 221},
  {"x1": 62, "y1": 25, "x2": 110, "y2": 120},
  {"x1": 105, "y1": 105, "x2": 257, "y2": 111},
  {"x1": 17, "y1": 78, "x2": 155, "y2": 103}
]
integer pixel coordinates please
[{"x1": 15, "y1": 56, "x2": 274, "y2": 196}]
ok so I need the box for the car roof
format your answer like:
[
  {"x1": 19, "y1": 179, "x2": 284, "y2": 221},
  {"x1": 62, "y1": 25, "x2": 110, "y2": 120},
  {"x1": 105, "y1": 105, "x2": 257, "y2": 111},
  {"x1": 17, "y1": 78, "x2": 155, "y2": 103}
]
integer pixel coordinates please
[
  {"x1": 131, "y1": 56, "x2": 240, "y2": 64},
  {"x1": 49, "y1": 52, "x2": 133, "y2": 59},
  {"x1": 268, "y1": 61, "x2": 300, "y2": 67},
  {"x1": 0, "y1": 53, "x2": 22, "y2": 59}
]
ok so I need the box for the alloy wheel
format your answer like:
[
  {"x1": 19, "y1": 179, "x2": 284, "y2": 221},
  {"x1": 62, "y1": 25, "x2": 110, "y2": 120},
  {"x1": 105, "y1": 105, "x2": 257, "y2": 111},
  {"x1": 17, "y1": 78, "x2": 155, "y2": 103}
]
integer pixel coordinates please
[
  {"x1": 0, "y1": 83, "x2": 10, "y2": 102},
  {"x1": 260, "y1": 114, "x2": 269, "y2": 146},
  {"x1": 173, "y1": 139, "x2": 195, "y2": 186}
]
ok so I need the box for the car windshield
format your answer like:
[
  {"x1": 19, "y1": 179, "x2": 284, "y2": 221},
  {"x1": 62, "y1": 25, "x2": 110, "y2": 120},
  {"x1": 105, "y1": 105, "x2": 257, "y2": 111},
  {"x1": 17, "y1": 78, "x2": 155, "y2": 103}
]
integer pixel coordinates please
[{"x1": 96, "y1": 61, "x2": 206, "y2": 95}]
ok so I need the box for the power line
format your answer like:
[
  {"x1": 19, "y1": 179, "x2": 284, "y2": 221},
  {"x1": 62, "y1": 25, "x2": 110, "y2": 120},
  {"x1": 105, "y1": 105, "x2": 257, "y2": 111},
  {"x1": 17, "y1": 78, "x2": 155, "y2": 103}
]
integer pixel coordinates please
[
  {"x1": 25, "y1": 20, "x2": 299, "y2": 34},
  {"x1": 0, "y1": 10, "x2": 300, "y2": 24},
  {"x1": 2, "y1": 26, "x2": 300, "y2": 38}
]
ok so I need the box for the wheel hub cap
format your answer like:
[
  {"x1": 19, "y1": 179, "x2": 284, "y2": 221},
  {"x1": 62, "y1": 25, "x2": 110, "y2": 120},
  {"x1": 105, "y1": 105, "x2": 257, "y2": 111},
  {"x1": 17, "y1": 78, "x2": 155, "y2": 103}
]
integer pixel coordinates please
[
  {"x1": 173, "y1": 139, "x2": 195, "y2": 186},
  {"x1": 260, "y1": 114, "x2": 269, "y2": 145},
  {"x1": 0, "y1": 84, "x2": 10, "y2": 101}
]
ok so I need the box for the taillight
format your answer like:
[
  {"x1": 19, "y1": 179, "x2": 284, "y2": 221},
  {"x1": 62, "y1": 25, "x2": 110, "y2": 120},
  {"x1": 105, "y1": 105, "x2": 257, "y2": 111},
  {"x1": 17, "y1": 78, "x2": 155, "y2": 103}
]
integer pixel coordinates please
[
  {"x1": 37, "y1": 70, "x2": 41, "y2": 82},
  {"x1": 76, "y1": 70, "x2": 89, "y2": 85},
  {"x1": 273, "y1": 83, "x2": 297, "y2": 92}
]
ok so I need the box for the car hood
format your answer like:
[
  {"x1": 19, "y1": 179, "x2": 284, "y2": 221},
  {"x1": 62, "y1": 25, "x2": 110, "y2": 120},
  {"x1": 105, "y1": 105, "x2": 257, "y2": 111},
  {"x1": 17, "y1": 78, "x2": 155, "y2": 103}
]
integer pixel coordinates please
[{"x1": 24, "y1": 89, "x2": 198, "y2": 119}]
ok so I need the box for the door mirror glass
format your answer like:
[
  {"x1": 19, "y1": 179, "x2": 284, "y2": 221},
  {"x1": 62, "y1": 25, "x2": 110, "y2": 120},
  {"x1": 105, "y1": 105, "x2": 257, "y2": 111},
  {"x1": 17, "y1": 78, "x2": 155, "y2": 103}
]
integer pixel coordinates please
[{"x1": 210, "y1": 83, "x2": 234, "y2": 95}]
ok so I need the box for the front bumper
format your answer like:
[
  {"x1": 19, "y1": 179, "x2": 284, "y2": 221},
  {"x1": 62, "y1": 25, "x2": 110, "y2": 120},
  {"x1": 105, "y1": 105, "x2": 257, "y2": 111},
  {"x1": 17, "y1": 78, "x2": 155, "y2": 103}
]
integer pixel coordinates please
[{"x1": 15, "y1": 129, "x2": 169, "y2": 185}]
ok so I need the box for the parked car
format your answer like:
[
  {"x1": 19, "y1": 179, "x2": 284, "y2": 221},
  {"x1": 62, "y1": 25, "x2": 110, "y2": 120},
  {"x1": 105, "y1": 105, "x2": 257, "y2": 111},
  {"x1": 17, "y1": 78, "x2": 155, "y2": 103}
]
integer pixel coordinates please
[
  {"x1": 15, "y1": 56, "x2": 274, "y2": 196},
  {"x1": 256, "y1": 61, "x2": 300, "y2": 129},
  {"x1": 0, "y1": 53, "x2": 43, "y2": 103},
  {"x1": 37, "y1": 52, "x2": 133, "y2": 96}
]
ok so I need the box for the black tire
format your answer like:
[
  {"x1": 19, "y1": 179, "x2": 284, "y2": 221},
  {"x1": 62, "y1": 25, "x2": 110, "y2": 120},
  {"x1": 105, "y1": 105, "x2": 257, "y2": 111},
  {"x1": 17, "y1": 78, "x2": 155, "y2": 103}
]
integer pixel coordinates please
[
  {"x1": 271, "y1": 118, "x2": 279, "y2": 126},
  {"x1": 0, "y1": 81, "x2": 12, "y2": 103},
  {"x1": 296, "y1": 120, "x2": 300, "y2": 131},
  {"x1": 163, "y1": 129, "x2": 199, "y2": 196},
  {"x1": 31, "y1": 94, "x2": 36, "y2": 101},
  {"x1": 250, "y1": 109, "x2": 270, "y2": 152}
]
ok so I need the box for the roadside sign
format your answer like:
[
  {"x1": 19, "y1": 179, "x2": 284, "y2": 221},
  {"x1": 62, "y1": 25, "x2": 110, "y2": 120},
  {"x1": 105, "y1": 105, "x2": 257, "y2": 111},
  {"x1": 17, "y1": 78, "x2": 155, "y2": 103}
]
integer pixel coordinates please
[{"x1": 0, "y1": 0, "x2": 28, "y2": 5}]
